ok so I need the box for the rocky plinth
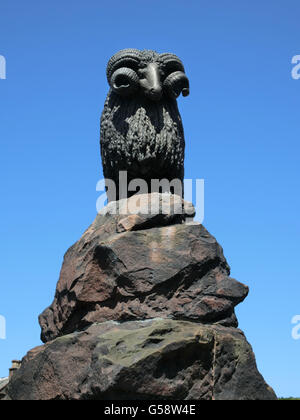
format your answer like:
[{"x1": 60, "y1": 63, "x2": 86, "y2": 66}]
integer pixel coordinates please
[
  {"x1": 4, "y1": 194, "x2": 276, "y2": 400},
  {"x1": 39, "y1": 194, "x2": 248, "y2": 343}
]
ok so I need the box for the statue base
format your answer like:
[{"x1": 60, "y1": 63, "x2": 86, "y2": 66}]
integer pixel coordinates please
[{"x1": 3, "y1": 194, "x2": 276, "y2": 400}]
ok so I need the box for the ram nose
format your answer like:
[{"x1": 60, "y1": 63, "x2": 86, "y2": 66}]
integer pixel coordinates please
[{"x1": 140, "y1": 63, "x2": 162, "y2": 101}]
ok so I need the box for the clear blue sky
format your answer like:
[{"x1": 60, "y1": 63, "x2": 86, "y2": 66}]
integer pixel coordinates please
[{"x1": 0, "y1": 0, "x2": 299, "y2": 398}]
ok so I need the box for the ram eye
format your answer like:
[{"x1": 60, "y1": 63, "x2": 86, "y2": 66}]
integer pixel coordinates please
[{"x1": 137, "y1": 69, "x2": 146, "y2": 78}]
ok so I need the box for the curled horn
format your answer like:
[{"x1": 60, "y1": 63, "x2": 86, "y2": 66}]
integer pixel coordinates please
[
  {"x1": 110, "y1": 67, "x2": 140, "y2": 96},
  {"x1": 160, "y1": 53, "x2": 190, "y2": 99},
  {"x1": 159, "y1": 53, "x2": 185, "y2": 73},
  {"x1": 106, "y1": 49, "x2": 141, "y2": 88},
  {"x1": 164, "y1": 71, "x2": 190, "y2": 99}
]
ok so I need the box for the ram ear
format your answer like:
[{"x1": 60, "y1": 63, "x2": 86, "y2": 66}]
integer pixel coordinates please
[{"x1": 163, "y1": 71, "x2": 190, "y2": 99}]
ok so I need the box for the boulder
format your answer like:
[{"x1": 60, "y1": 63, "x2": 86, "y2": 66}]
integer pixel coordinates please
[
  {"x1": 39, "y1": 194, "x2": 248, "y2": 343},
  {"x1": 6, "y1": 319, "x2": 276, "y2": 400},
  {"x1": 7, "y1": 194, "x2": 275, "y2": 400}
]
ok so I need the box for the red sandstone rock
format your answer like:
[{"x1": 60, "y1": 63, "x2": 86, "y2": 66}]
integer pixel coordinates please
[
  {"x1": 6, "y1": 320, "x2": 277, "y2": 400},
  {"x1": 39, "y1": 194, "x2": 248, "y2": 343}
]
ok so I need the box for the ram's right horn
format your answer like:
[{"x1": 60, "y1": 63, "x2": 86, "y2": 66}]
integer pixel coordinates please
[{"x1": 163, "y1": 70, "x2": 190, "y2": 99}]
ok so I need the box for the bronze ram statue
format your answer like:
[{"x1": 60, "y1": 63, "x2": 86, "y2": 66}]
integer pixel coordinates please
[{"x1": 100, "y1": 49, "x2": 189, "y2": 200}]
